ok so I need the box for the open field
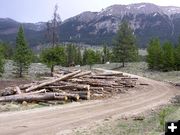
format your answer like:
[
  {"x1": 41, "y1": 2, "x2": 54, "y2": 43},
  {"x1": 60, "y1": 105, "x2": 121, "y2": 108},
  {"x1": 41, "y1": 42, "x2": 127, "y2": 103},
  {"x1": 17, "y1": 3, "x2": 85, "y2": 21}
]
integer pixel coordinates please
[
  {"x1": 115, "y1": 62, "x2": 180, "y2": 83},
  {"x1": 2, "y1": 60, "x2": 179, "y2": 83}
]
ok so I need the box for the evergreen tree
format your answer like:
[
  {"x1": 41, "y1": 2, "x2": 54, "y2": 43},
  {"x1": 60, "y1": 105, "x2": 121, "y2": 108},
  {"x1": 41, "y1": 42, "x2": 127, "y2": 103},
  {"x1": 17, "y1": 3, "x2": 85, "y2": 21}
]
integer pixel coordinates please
[
  {"x1": 162, "y1": 42, "x2": 175, "y2": 71},
  {"x1": 0, "y1": 42, "x2": 13, "y2": 59},
  {"x1": 13, "y1": 26, "x2": 32, "y2": 77},
  {"x1": 95, "y1": 50, "x2": 102, "y2": 64},
  {"x1": 83, "y1": 48, "x2": 88, "y2": 65},
  {"x1": 113, "y1": 21, "x2": 138, "y2": 67},
  {"x1": 86, "y1": 49, "x2": 96, "y2": 69},
  {"x1": 174, "y1": 44, "x2": 180, "y2": 70},
  {"x1": 66, "y1": 44, "x2": 76, "y2": 66},
  {"x1": 103, "y1": 45, "x2": 111, "y2": 63},
  {"x1": 76, "y1": 47, "x2": 82, "y2": 65},
  {"x1": 0, "y1": 45, "x2": 5, "y2": 76},
  {"x1": 40, "y1": 46, "x2": 66, "y2": 76},
  {"x1": 147, "y1": 38, "x2": 163, "y2": 70}
]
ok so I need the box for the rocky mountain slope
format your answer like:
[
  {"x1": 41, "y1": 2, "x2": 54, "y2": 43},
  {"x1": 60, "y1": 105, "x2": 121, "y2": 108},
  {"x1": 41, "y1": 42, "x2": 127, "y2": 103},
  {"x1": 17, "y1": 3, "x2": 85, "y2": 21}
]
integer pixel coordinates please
[{"x1": 1, "y1": 3, "x2": 180, "y2": 48}]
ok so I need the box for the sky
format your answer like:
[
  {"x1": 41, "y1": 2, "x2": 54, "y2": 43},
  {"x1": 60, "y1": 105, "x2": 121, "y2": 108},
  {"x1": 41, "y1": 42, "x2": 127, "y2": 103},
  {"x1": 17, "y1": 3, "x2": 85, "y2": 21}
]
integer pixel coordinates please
[{"x1": 1, "y1": 0, "x2": 180, "y2": 23}]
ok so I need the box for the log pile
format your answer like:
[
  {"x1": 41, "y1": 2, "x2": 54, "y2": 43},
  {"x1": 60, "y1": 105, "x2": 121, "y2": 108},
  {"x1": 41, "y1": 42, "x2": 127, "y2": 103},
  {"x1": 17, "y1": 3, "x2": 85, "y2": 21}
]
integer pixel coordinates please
[{"x1": 0, "y1": 69, "x2": 138, "y2": 103}]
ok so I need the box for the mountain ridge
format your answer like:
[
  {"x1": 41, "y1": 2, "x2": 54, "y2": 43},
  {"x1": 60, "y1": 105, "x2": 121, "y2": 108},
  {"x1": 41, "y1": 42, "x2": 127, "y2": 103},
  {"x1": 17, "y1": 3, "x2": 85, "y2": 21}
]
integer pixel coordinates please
[{"x1": 1, "y1": 3, "x2": 180, "y2": 49}]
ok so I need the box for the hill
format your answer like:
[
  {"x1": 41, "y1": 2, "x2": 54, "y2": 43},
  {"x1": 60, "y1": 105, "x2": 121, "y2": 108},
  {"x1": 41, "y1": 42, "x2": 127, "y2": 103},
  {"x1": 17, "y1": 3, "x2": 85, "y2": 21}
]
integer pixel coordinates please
[{"x1": 1, "y1": 3, "x2": 180, "y2": 48}]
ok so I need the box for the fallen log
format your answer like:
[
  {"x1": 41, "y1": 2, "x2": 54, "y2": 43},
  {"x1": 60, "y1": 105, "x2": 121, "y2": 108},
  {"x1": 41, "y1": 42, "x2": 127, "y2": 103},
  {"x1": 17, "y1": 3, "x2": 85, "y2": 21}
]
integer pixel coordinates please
[
  {"x1": 47, "y1": 82, "x2": 90, "y2": 91},
  {"x1": 25, "y1": 70, "x2": 81, "y2": 92},
  {"x1": 14, "y1": 86, "x2": 22, "y2": 94},
  {"x1": 1, "y1": 87, "x2": 16, "y2": 96},
  {"x1": 89, "y1": 76, "x2": 114, "y2": 79},
  {"x1": 73, "y1": 71, "x2": 92, "y2": 78},
  {"x1": 175, "y1": 83, "x2": 180, "y2": 86},
  {"x1": 69, "y1": 78, "x2": 114, "y2": 87},
  {"x1": 27, "y1": 89, "x2": 47, "y2": 95},
  {"x1": 139, "y1": 83, "x2": 149, "y2": 86},
  {"x1": 121, "y1": 77, "x2": 138, "y2": 80},
  {"x1": 0, "y1": 93, "x2": 68, "y2": 102},
  {"x1": 71, "y1": 91, "x2": 90, "y2": 100},
  {"x1": 58, "y1": 93, "x2": 79, "y2": 101},
  {"x1": 96, "y1": 72, "x2": 123, "y2": 76},
  {"x1": 19, "y1": 83, "x2": 34, "y2": 90},
  {"x1": 90, "y1": 87, "x2": 104, "y2": 91}
]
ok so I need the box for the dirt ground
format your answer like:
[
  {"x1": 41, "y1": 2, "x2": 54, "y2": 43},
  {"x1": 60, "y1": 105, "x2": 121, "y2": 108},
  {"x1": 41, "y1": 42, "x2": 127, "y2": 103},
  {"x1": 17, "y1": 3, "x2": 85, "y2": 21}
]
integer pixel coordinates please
[
  {"x1": 0, "y1": 70, "x2": 179, "y2": 135},
  {"x1": 0, "y1": 79, "x2": 30, "y2": 91}
]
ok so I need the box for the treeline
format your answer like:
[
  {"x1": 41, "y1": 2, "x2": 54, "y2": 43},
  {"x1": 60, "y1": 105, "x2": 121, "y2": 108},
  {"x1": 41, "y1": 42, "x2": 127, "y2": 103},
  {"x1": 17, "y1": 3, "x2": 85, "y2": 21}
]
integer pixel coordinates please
[
  {"x1": 0, "y1": 26, "x2": 114, "y2": 77},
  {"x1": 0, "y1": 21, "x2": 139, "y2": 77},
  {"x1": 40, "y1": 45, "x2": 112, "y2": 70},
  {"x1": 147, "y1": 38, "x2": 180, "y2": 71}
]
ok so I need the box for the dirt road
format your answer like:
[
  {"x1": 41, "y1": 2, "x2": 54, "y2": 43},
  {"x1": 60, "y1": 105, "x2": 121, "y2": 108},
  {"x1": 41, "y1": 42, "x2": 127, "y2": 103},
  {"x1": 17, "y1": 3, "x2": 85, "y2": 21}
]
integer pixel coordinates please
[{"x1": 0, "y1": 70, "x2": 179, "y2": 135}]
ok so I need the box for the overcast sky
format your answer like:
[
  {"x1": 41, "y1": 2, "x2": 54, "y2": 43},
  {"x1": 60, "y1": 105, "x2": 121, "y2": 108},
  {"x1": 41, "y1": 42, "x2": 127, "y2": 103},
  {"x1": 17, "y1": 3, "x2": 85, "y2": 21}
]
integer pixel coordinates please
[{"x1": 1, "y1": 0, "x2": 180, "y2": 23}]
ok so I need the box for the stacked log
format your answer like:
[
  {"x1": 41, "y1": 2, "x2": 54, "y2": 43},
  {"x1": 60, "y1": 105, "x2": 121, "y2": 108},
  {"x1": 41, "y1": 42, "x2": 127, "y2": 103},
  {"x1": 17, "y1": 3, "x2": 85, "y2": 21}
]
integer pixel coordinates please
[{"x1": 0, "y1": 69, "x2": 138, "y2": 103}]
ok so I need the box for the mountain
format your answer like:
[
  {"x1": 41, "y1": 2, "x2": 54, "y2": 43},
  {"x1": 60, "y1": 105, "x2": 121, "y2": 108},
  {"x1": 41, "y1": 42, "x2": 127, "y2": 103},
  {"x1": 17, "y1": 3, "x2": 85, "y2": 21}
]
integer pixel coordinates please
[
  {"x1": 0, "y1": 18, "x2": 46, "y2": 49},
  {"x1": 1, "y1": 3, "x2": 180, "y2": 48}
]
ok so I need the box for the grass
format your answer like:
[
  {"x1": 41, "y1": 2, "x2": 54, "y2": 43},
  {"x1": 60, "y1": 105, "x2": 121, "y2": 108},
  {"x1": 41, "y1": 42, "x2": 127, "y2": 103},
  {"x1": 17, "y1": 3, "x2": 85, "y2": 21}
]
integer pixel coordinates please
[
  {"x1": 2, "y1": 60, "x2": 179, "y2": 83},
  {"x1": 72, "y1": 61, "x2": 180, "y2": 83},
  {"x1": 74, "y1": 104, "x2": 180, "y2": 135},
  {"x1": 115, "y1": 62, "x2": 180, "y2": 83},
  {"x1": 0, "y1": 102, "x2": 42, "y2": 112}
]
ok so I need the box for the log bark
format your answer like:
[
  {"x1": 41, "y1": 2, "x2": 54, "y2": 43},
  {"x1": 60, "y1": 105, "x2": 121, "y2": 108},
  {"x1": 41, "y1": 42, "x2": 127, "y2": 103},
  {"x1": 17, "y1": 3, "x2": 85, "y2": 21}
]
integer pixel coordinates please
[
  {"x1": 175, "y1": 83, "x2": 180, "y2": 86},
  {"x1": 90, "y1": 87, "x2": 104, "y2": 91},
  {"x1": 71, "y1": 91, "x2": 90, "y2": 100},
  {"x1": 46, "y1": 82, "x2": 90, "y2": 91},
  {"x1": 121, "y1": 77, "x2": 138, "y2": 80},
  {"x1": 1, "y1": 87, "x2": 16, "y2": 96},
  {"x1": 58, "y1": 93, "x2": 79, "y2": 101},
  {"x1": 96, "y1": 72, "x2": 123, "y2": 76},
  {"x1": 27, "y1": 89, "x2": 47, "y2": 95},
  {"x1": 69, "y1": 78, "x2": 114, "y2": 87},
  {"x1": 19, "y1": 83, "x2": 34, "y2": 90},
  {"x1": 15, "y1": 86, "x2": 22, "y2": 94},
  {"x1": 139, "y1": 83, "x2": 149, "y2": 86},
  {"x1": 0, "y1": 93, "x2": 67, "y2": 102},
  {"x1": 25, "y1": 70, "x2": 81, "y2": 92},
  {"x1": 73, "y1": 71, "x2": 91, "y2": 78},
  {"x1": 89, "y1": 76, "x2": 114, "y2": 79}
]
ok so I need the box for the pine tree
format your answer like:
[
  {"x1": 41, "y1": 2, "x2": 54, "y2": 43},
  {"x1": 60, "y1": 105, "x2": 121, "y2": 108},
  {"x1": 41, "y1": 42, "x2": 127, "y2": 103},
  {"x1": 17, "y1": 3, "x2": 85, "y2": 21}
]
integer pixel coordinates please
[
  {"x1": 0, "y1": 42, "x2": 13, "y2": 59},
  {"x1": 76, "y1": 47, "x2": 82, "y2": 65},
  {"x1": 162, "y1": 42, "x2": 175, "y2": 71},
  {"x1": 86, "y1": 49, "x2": 96, "y2": 69},
  {"x1": 147, "y1": 38, "x2": 163, "y2": 70},
  {"x1": 0, "y1": 45, "x2": 5, "y2": 76},
  {"x1": 40, "y1": 46, "x2": 66, "y2": 76},
  {"x1": 83, "y1": 48, "x2": 88, "y2": 65},
  {"x1": 95, "y1": 50, "x2": 102, "y2": 64},
  {"x1": 13, "y1": 26, "x2": 32, "y2": 77},
  {"x1": 103, "y1": 45, "x2": 111, "y2": 63},
  {"x1": 174, "y1": 44, "x2": 180, "y2": 70},
  {"x1": 66, "y1": 44, "x2": 76, "y2": 66},
  {"x1": 113, "y1": 21, "x2": 138, "y2": 67},
  {"x1": 82, "y1": 49, "x2": 96, "y2": 68}
]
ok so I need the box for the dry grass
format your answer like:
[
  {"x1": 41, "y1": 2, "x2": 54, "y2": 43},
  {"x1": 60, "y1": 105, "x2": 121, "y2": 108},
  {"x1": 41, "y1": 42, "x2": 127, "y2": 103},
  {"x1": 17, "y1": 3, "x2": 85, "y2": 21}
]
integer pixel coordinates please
[{"x1": 74, "y1": 105, "x2": 180, "y2": 135}]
